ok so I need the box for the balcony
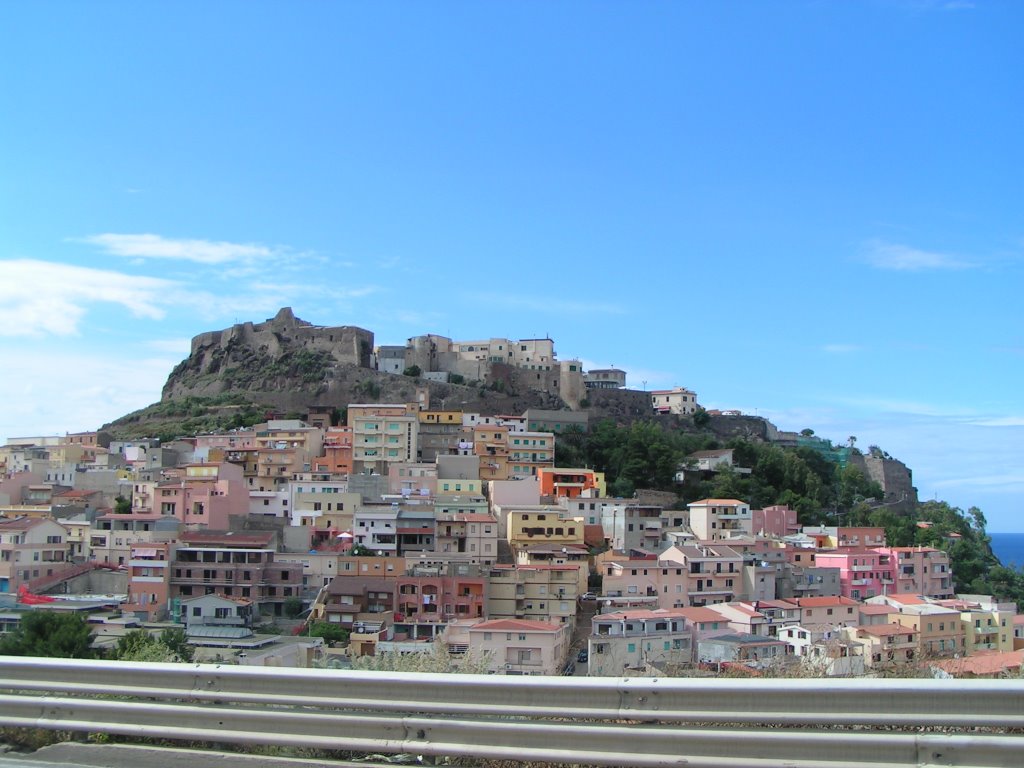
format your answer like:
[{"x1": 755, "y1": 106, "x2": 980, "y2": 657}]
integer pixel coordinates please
[
  {"x1": 792, "y1": 581, "x2": 821, "y2": 591},
  {"x1": 851, "y1": 565, "x2": 873, "y2": 572},
  {"x1": 193, "y1": 616, "x2": 248, "y2": 626}
]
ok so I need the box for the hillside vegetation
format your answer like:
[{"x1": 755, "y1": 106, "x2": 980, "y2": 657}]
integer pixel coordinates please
[{"x1": 558, "y1": 419, "x2": 1012, "y2": 602}]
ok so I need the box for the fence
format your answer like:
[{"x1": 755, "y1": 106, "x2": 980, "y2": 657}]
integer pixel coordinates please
[{"x1": 1, "y1": 656, "x2": 1023, "y2": 767}]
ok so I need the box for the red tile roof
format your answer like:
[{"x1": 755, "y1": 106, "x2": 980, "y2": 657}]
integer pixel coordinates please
[{"x1": 471, "y1": 619, "x2": 561, "y2": 632}]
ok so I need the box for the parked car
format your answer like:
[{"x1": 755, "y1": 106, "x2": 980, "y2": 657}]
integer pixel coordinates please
[
  {"x1": 562, "y1": 662, "x2": 576, "y2": 676},
  {"x1": 577, "y1": 649, "x2": 589, "y2": 664},
  {"x1": 580, "y1": 592, "x2": 596, "y2": 601}
]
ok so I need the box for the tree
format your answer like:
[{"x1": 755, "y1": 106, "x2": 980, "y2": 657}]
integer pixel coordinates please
[
  {"x1": 352, "y1": 640, "x2": 491, "y2": 674},
  {"x1": 800, "y1": 428, "x2": 815, "y2": 437},
  {"x1": 0, "y1": 612, "x2": 95, "y2": 658},
  {"x1": 160, "y1": 627, "x2": 195, "y2": 663},
  {"x1": 113, "y1": 627, "x2": 194, "y2": 663},
  {"x1": 402, "y1": 365, "x2": 421, "y2": 377},
  {"x1": 692, "y1": 408, "x2": 711, "y2": 428},
  {"x1": 306, "y1": 622, "x2": 349, "y2": 644},
  {"x1": 284, "y1": 596, "x2": 304, "y2": 619},
  {"x1": 114, "y1": 496, "x2": 132, "y2": 515}
]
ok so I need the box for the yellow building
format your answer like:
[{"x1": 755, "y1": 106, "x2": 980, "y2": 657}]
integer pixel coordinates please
[
  {"x1": 348, "y1": 404, "x2": 420, "y2": 475},
  {"x1": 487, "y1": 564, "x2": 580, "y2": 631},
  {"x1": 506, "y1": 510, "x2": 585, "y2": 552},
  {"x1": 418, "y1": 410, "x2": 463, "y2": 425},
  {"x1": 944, "y1": 597, "x2": 1017, "y2": 654},
  {"x1": 472, "y1": 425, "x2": 511, "y2": 481}
]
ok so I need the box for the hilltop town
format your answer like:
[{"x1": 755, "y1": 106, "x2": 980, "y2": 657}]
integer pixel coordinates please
[{"x1": 1, "y1": 310, "x2": 1019, "y2": 678}]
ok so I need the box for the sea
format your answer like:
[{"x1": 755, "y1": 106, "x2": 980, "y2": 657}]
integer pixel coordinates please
[{"x1": 989, "y1": 532, "x2": 1024, "y2": 569}]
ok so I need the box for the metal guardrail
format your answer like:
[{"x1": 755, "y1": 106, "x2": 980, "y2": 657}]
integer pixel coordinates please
[{"x1": 1, "y1": 656, "x2": 1023, "y2": 767}]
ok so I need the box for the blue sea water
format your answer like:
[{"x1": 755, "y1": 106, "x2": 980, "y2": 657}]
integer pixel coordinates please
[{"x1": 989, "y1": 532, "x2": 1024, "y2": 569}]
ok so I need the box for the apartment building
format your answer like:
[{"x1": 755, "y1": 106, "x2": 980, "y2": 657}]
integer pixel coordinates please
[
  {"x1": 317, "y1": 575, "x2": 395, "y2": 631},
  {"x1": 814, "y1": 549, "x2": 895, "y2": 602},
  {"x1": 394, "y1": 563, "x2": 488, "y2": 638},
  {"x1": 506, "y1": 510, "x2": 585, "y2": 553},
  {"x1": 751, "y1": 505, "x2": 800, "y2": 538},
  {"x1": 846, "y1": 623, "x2": 917, "y2": 667},
  {"x1": 313, "y1": 426, "x2": 354, "y2": 475},
  {"x1": 472, "y1": 424, "x2": 511, "y2": 482},
  {"x1": 169, "y1": 531, "x2": 302, "y2": 617},
  {"x1": 469, "y1": 618, "x2": 569, "y2": 676},
  {"x1": 516, "y1": 544, "x2": 590, "y2": 595},
  {"x1": 434, "y1": 512, "x2": 498, "y2": 563},
  {"x1": 536, "y1": 467, "x2": 605, "y2": 499},
  {"x1": 705, "y1": 600, "x2": 801, "y2": 637},
  {"x1": 790, "y1": 596, "x2": 862, "y2": 628},
  {"x1": 588, "y1": 609, "x2": 694, "y2": 676},
  {"x1": 942, "y1": 596, "x2": 1016, "y2": 654},
  {"x1": 387, "y1": 462, "x2": 437, "y2": 498},
  {"x1": 348, "y1": 404, "x2": 419, "y2": 475},
  {"x1": 884, "y1": 547, "x2": 954, "y2": 599},
  {"x1": 288, "y1": 472, "x2": 358, "y2": 529},
  {"x1": 507, "y1": 431, "x2": 555, "y2": 479},
  {"x1": 487, "y1": 564, "x2": 580, "y2": 629},
  {"x1": 668, "y1": 543, "x2": 744, "y2": 607},
  {"x1": 415, "y1": 411, "x2": 463, "y2": 462},
  {"x1": 353, "y1": 503, "x2": 401, "y2": 556},
  {"x1": 687, "y1": 498, "x2": 752, "y2": 541},
  {"x1": 251, "y1": 421, "x2": 324, "y2": 490},
  {"x1": 866, "y1": 594, "x2": 964, "y2": 657},
  {"x1": 0, "y1": 516, "x2": 67, "y2": 592},
  {"x1": 89, "y1": 513, "x2": 178, "y2": 567},
  {"x1": 142, "y1": 462, "x2": 249, "y2": 528}
]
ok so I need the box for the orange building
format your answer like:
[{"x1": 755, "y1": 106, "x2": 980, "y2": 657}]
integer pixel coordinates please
[
  {"x1": 314, "y1": 426, "x2": 354, "y2": 475},
  {"x1": 537, "y1": 467, "x2": 606, "y2": 499}
]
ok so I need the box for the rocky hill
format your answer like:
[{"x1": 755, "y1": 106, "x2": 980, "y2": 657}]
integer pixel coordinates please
[
  {"x1": 106, "y1": 309, "x2": 577, "y2": 439},
  {"x1": 106, "y1": 309, "x2": 788, "y2": 449}
]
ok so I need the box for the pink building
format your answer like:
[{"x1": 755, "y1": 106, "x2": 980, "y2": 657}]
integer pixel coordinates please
[
  {"x1": 791, "y1": 596, "x2": 862, "y2": 628},
  {"x1": 837, "y1": 527, "x2": 886, "y2": 548},
  {"x1": 394, "y1": 568, "x2": 488, "y2": 638},
  {"x1": 877, "y1": 546, "x2": 954, "y2": 598},
  {"x1": 751, "y1": 505, "x2": 799, "y2": 538},
  {"x1": 814, "y1": 548, "x2": 895, "y2": 601},
  {"x1": 603, "y1": 556, "x2": 689, "y2": 610},
  {"x1": 125, "y1": 541, "x2": 173, "y2": 620},
  {"x1": 469, "y1": 618, "x2": 569, "y2": 675},
  {"x1": 149, "y1": 463, "x2": 249, "y2": 529}
]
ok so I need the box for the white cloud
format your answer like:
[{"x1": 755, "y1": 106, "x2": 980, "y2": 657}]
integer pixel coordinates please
[
  {"x1": 80, "y1": 233, "x2": 274, "y2": 265},
  {"x1": 472, "y1": 292, "x2": 626, "y2": 316},
  {"x1": 147, "y1": 337, "x2": 193, "y2": 355},
  {"x1": 862, "y1": 240, "x2": 975, "y2": 272},
  {"x1": 0, "y1": 351, "x2": 171, "y2": 440},
  {"x1": 822, "y1": 343, "x2": 861, "y2": 354},
  {"x1": 933, "y1": 473, "x2": 1024, "y2": 492},
  {"x1": 965, "y1": 416, "x2": 1024, "y2": 428},
  {"x1": 0, "y1": 259, "x2": 174, "y2": 336}
]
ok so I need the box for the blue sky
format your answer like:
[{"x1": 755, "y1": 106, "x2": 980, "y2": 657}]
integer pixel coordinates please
[{"x1": 1, "y1": 2, "x2": 1021, "y2": 529}]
